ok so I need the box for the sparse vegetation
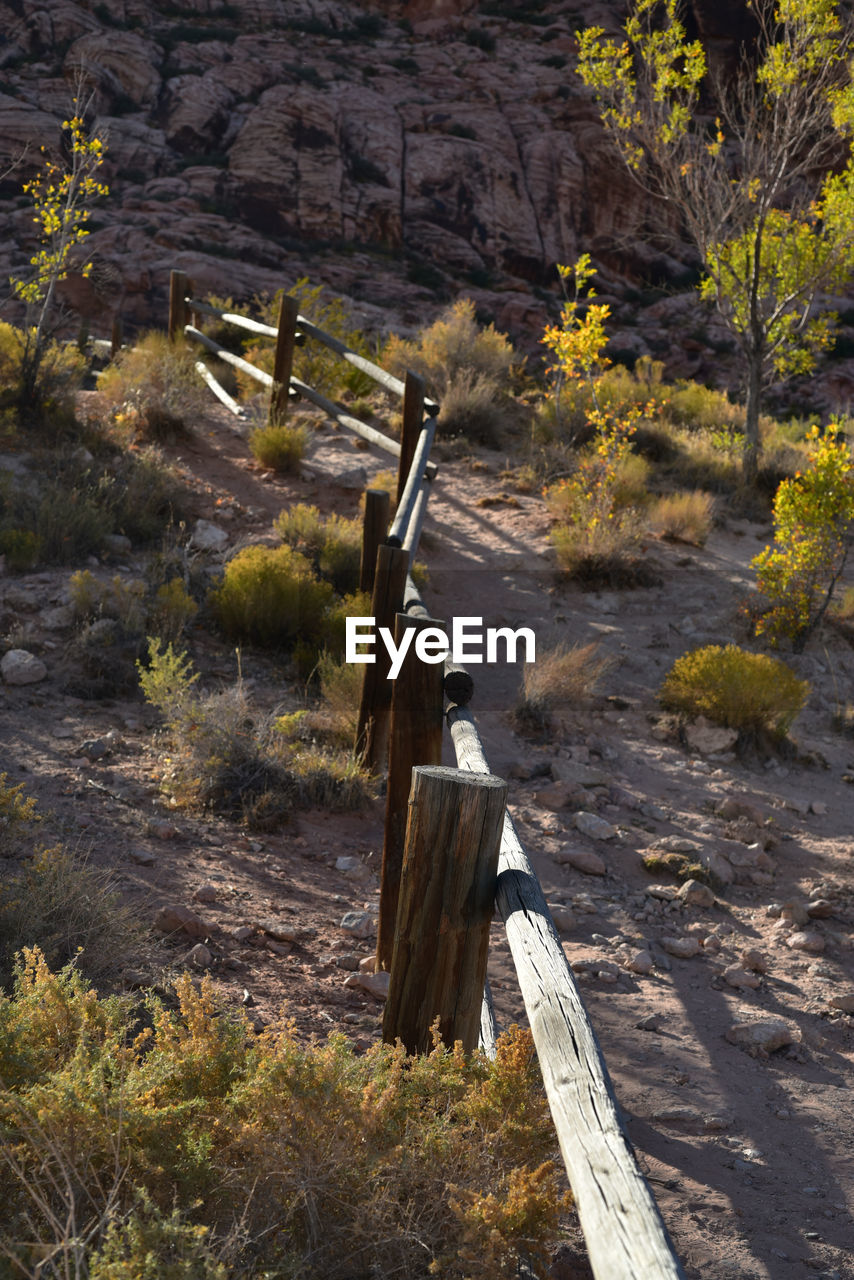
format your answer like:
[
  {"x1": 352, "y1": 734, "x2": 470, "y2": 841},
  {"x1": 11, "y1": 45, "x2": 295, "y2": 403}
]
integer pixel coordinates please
[
  {"x1": 659, "y1": 644, "x2": 809, "y2": 743},
  {"x1": 383, "y1": 298, "x2": 517, "y2": 444},
  {"x1": 515, "y1": 641, "x2": 612, "y2": 730},
  {"x1": 96, "y1": 333, "x2": 209, "y2": 442},
  {"x1": 209, "y1": 544, "x2": 335, "y2": 650},
  {"x1": 138, "y1": 639, "x2": 372, "y2": 825},
  {"x1": 274, "y1": 502, "x2": 362, "y2": 595},
  {"x1": 0, "y1": 958, "x2": 569, "y2": 1278},
  {"x1": 648, "y1": 489, "x2": 714, "y2": 545}
]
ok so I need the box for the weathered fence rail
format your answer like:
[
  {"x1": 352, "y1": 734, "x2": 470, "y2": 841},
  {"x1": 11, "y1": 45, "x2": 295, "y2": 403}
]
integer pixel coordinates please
[{"x1": 174, "y1": 267, "x2": 686, "y2": 1280}]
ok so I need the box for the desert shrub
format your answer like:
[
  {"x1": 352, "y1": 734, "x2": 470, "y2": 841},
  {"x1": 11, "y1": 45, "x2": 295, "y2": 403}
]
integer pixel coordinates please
[
  {"x1": 106, "y1": 445, "x2": 185, "y2": 544},
  {"x1": 0, "y1": 320, "x2": 85, "y2": 435},
  {"x1": 299, "y1": 650, "x2": 364, "y2": 745},
  {"x1": 274, "y1": 502, "x2": 362, "y2": 594},
  {"x1": 751, "y1": 425, "x2": 854, "y2": 651},
  {"x1": 70, "y1": 568, "x2": 198, "y2": 645},
  {"x1": 249, "y1": 420, "x2": 307, "y2": 472},
  {"x1": 0, "y1": 957, "x2": 569, "y2": 1279},
  {"x1": 236, "y1": 279, "x2": 372, "y2": 403},
  {"x1": 515, "y1": 641, "x2": 612, "y2": 730},
  {"x1": 0, "y1": 837, "x2": 130, "y2": 988},
  {"x1": 648, "y1": 489, "x2": 715, "y2": 545},
  {"x1": 210, "y1": 544, "x2": 334, "y2": 649},
  {"x1": 544, "y1": 415, "x2": 651, "y2": 585},
  {"x1": 659, "y1": 644, "x2": 809, "y2": 741},
  {"x1": 138, "y1": 640, "x2": 372, "y2": 824},
  {"x1": 0, "y1": 527, "x2": 40, "y2": 570},
  {"x1": 97, "y1": 332, "x2": 209, "y2": 441},
  {"x1": 384, "y1": 299, "x2": 517, "y2": 444},
  {"x1": 0, "y1": 773, "x2": 39, "y2": 860}
]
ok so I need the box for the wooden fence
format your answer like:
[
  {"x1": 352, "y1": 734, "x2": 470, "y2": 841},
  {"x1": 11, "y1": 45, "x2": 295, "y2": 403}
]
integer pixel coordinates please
[{"x1": 169, "y1": 269, "x2": 686, "y2": 1280}]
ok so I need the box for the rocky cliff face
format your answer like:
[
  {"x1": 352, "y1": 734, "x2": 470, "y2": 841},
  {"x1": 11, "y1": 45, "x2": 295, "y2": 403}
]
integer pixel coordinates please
[{"x1": 1, "y1": 0, "x2": 852, "y2": 409}]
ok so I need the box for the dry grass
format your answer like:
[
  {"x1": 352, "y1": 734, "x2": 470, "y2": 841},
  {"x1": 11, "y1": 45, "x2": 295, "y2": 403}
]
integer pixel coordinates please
[
  {"x1": 648, "y1": 490, "x2": 715, "y2": 545},
  {"x1": 96, "y1": 333, "x2": 208, "y2": 443},
  {"x1": 248, "y1": 421, "x2": 308, "y2": 472},
  {"x1": 515, "y1": 641, "x2": 613, "y2": 730}
]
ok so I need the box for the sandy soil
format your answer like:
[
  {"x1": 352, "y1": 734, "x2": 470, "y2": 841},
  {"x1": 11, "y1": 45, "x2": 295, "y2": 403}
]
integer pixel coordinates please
[{"x1": 1, "y1": 402, "x2": 853, "y2": 1280}]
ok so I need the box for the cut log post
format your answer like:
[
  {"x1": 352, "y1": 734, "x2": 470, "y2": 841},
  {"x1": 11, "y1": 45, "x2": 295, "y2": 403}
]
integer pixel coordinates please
[
  {"x1": 376, "y1": 612, "x2": 445, "y2": 974},
  {"x1": 270, "y1": 293, "x2": 299, "y2": 424},
  {"x1": 168, "y1": 269, "x2": 188, "y2": 342},
  {"x1": 354, "y1": 543, "x2": 410, "y2": 770},
  {"x1": 359, "y1": 489, "x2": 391, "y2": 595},
  {"x1": 383, "y1": 765, "x2": 507, "y2": 1054},
  {"x1": 397, "y1": 370, "x2": 425, "y2": 503}
]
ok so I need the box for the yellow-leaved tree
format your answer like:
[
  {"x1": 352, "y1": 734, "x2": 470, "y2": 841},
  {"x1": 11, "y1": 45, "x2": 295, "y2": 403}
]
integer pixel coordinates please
[
  {"x1": 10, "y1": 97, "x2": 108, "y2": 410},
  {"x1": 576, "y1": 0, "x2": 854, "y2": 481}
]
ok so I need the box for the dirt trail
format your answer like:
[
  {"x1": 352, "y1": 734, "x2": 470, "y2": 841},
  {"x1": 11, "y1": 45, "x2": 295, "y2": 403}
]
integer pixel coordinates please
[{"x1": 2, "y1": 403, "x2": 853, "y2": 1279}]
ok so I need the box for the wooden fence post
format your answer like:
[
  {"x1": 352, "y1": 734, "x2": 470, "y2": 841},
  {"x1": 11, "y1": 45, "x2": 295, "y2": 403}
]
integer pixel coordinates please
[
  {"x1": 168, "y1": 269, "x2": 188, "y2": 342},
  {"x1": 397, "y1": 370, "x2": 425, "y2": 503},
  {"x1": 376, "y1": 612, "x2": 445, "y2": 974},
  {"x1": 359, "y1": 489, "x2": 391, "y2": 595},
  {"x1": 110, "y1": 316, "x2": 123, "y2": 357},
  {"x1": 354, "y1": 543, "x2": 409, "y2": 770},
  {"x1": 382, "y1": 765, "x2": 507, "y2": 1054},
  {"x1": 270, "y1": 293, "x2": 299, "y2": 425}
]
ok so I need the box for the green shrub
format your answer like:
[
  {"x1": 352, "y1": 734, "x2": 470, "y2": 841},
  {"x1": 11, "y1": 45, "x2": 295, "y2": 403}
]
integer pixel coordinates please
[
  {"x1": 0, "y1": 320, "x2": 85, "y2": 435},
  {"x1": 751, "y1": 425, "x2": 854, "y2": 650},
  {"x1": 0, "y1": 527, "x2": 40, "y2": 570},
  {"x1": 274, "y1": 502, "x2": 362, "y2": 594},
  {"x1": 249, "y1": 420, "x2": 307, "y2": 472},
  {"x1": 0, "y1": 958, "x2": 568, "y2": 1279},
  {"x1": 97, "y1": 333, "x2": 209, "y2": 442},
  {"x1": 659, "y1": 644, "x2": 809, "y2": 741},
  {"x1": 209, "y1": 544, "x2": 334, "y2": 649},
  {"x1": 238, "y1": 278, "x2": 372, "y2": 402}
]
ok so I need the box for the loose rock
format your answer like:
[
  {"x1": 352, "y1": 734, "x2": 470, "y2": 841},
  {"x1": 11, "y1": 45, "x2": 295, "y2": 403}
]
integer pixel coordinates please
[
  {"x1": 786, "y1": 930, "x2": 825, "y2": 954},
  {"x1": 723, "y1": 965, "x2": 761, "y2": 990},
  {"x1": 555, "y1": 845, "x2": 607, "y2": 876},
  {"x1": 662, "y1": 936, "x2": 700, "y2": 959},
  {"x1": 185, "y1": 943, "x2": 213, "y2": 968},
  {"x1": 678, "y1": 878, "x2": 715, "y2": 908},
  {"x1": 726, "y1": 1019, "x2": 796, "y2": 1054},
  {"x1": 154, "y1": 905, "x2": 207, "y2": 938},
  {"x1": 339, "y1": 909, "x2": 377, "y2": 938},
  {"x1": 344, "y1": 970, "x2": 390, "y2": 999},
  {"x1": 1, "y1": 649, "x2": 47, "y2": 685},
  {"x1": 574, "y1": 811, "x2": 617, "y2": 840}
]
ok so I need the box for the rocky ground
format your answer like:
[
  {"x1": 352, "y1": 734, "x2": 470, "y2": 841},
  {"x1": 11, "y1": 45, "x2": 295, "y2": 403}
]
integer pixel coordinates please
[{"x1": 1, "y1": 401, "x2": 854, "y2": 1279}]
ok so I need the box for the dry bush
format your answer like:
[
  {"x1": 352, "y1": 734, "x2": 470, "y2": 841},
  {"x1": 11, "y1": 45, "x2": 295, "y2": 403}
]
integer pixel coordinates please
[
  {"x1": 138, "y1": 640, "x2": 373, "y2": 826},
  {"x1": 0, "y1": 959, "x2": 570, "y2": 1279},
  {"x1": 659, "y1": 644, "x2": 809, "y2": 743},
  {"x1": 248, "y1": 421, "x2": 307, "y2": 472},
  {"x1": 515, "y1": 641, "x2": 613, "y2": 730},
  {"x1": 0, "y1": 777, "x2": 132, "y2": 987},
  {"x1": 648, "y1": 490, "x2": 715, "y2": 545},
  {"x1": 384, "y1": 299, "x2": 517, "y2": 444},
  {"x1": 96, "y1": 333, "x2": 209, "y2": 442},
  {"x1": 549, "y1": 511, "x2": 650, "y2": 587}
]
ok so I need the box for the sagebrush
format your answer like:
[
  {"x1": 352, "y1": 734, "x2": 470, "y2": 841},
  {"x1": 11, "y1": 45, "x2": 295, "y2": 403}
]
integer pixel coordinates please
[
  {"x1": 659, "y1": 644, "x2": 809, "y2": 742},
  {"x1": 0, "y1": 954, "x2": 570, "y2": 1279}
]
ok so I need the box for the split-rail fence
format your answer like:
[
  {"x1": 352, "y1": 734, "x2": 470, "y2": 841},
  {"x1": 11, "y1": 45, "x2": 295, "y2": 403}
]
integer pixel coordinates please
[{"x1": 169, "y1": 269, "x2": 687, "y2": 1280}]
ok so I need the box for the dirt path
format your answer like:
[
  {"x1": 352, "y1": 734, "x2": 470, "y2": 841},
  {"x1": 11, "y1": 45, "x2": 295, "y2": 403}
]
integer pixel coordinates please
[{"x1": 2, "y1": 404, "x2": 853, "y2": 1279}]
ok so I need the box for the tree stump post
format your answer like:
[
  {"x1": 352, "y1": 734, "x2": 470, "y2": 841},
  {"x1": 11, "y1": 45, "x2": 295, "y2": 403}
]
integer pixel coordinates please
[
  {"x1": 270, "y1": 293, "x2": 299, "y2": 425},
  {"x1": 397, "y1": 370, "x2": 425, "y2": 503},
  {"x1": 359, "y1": 489, "x2": 391, "y2": 595},
  {"x1": 382, "y1": 765, "x2": 507, "y2": 1054},
  {"x1": 168, "y1": 269, "x2": 188, "y2": 342},
  {"x1": 376, "y1": 612, "x2": 445, "y2": 973},
  {"x1": 354, "y1": 543, "x2": 410, "y2": 770}
]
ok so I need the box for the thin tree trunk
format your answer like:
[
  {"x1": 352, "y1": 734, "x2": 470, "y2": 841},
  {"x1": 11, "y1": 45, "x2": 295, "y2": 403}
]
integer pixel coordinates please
[{"x1": 743, "y1": 355, "x2": 762, "y2": 485}]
